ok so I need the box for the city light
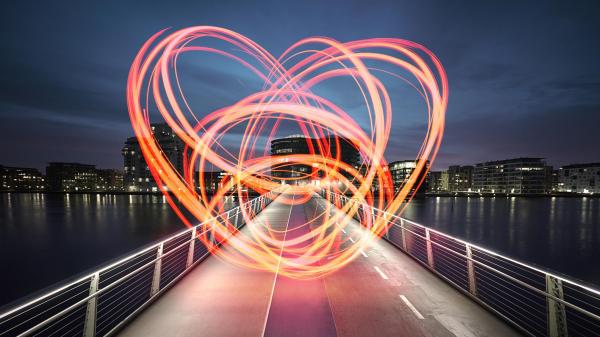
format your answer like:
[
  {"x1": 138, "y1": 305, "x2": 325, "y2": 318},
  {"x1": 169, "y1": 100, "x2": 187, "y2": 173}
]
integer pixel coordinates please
[{"x1": 126, "y1": 26, "x2": 448, "y2": 279}]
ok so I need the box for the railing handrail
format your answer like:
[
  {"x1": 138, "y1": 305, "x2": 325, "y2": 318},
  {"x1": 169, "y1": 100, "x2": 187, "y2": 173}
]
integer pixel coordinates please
[
  {"x1": 386, "y1": 215, "x2": 600, "y2": 322},
  {"x1": 320, "y1": 190, "x2": 600, "y2": 337},
  {"x1": 0, "y1": 191, "x2": 275, "y2": 336},
  {"x1": 333, "y1": 192, "x2": 600, "y2": 296}
]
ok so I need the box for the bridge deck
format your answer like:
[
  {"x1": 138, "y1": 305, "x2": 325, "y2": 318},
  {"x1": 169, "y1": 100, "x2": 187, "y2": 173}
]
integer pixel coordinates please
[{"x1": 119, "y1": 195, "x2": 521, "y2": 337}]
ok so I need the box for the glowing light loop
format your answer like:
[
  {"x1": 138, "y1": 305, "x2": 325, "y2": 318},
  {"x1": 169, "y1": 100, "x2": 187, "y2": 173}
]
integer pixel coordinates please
[{"x1": 126, "y1": 26, "x2": 448, "y2": 279}]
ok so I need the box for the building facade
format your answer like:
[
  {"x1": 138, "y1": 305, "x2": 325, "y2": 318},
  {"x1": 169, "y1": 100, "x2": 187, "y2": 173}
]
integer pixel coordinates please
[
  {"x1": 97, "y1": 169, "x2": 124, "y2": 192},
  {"x1": 46, "y1": 162, "x2": 98, "y2": 192},
  {"x1": 198, "y1": 171, "x2": 237, "y2": 194},
  {"x1": 270, "y1": 135, "x2": 359, "y2": 185},
  {"x1": 270, "y1": 135, "x2": 313, "y2": 184},
  {"x1": 426, "y1": 171, "x2": 444, "y2": 193},
  {"x1": 122, "y1": 123, "x2": 184, "y2": 192},
  {"x1": 551, "y1": 169, "x2": 560, "y2": 192},
  {"x1": 0, "y1": 165, "x2": 45, "y2": 191},
  {"x1": 472, "y1": 158, "x2": 551, "y2": 194},
  {"x1": 388, "y1": 160, "x2": 430, "y2": 195},
  {"x1": 447, "y1": 165, "x2": 474, "y2": 192},
  {"x1": 440, "y1": 171, "x2": 449, "y2": 191},
  {"x1": 557, "y1": 163, "x2": 600, "y2": 194}
]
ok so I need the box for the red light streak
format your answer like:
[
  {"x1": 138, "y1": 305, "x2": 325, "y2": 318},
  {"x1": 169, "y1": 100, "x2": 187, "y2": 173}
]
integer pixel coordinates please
[{"x1": 126, "y1": 26, "x2": 448, "y2": 279}]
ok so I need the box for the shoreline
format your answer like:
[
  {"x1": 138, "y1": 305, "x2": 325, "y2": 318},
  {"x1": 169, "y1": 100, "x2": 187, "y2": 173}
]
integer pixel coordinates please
[
  {"x1": 0, "y1": 191, "x2": 597, "y2": 198},
  {"x1": 424, "y1": 192, "x2": 598, "y2": 198}
]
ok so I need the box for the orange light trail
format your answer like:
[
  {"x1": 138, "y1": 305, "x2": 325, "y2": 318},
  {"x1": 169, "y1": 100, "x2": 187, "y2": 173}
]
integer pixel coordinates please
[{"x1": 126, "y1": 26, "x2": 448, "y2": 279}]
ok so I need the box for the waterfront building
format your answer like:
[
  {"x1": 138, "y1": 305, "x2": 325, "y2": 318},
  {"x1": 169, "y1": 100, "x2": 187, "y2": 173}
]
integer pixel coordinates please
[
  {"x1": 440, "y1": 171, "x2": 449, "y2": 191},
  {"x1": 447, "y1": 165, "x2": 474, "y2": 192},
  {"x1": 426, "y1": 171, "x2": 445, "y2": 193},
  {"x1": 545, "y1": 166, "x2": 555, "y2": 193},
  {"x1": 46, "y1": 162, "x2": 98, "y2": 192},
  {"x1": 122, "y1": 123, "x2": 184, "y2": 192},
  {"x1": 0, "y1": 165, "x2": 45, "y2": 191},
  {"x1": 551, "y1": 169, "x2": 560, "y2": 192},
  {"x1": 270, "y1": 135, "x2": 359, "y2": 185},
  {"x1": 97, "y1": 169, "x2": 124, "y2": 192},
  {"x1": 388, "y1": 160, "x2": 430, "y2": 195},
  {"x1": 557, "y1": 163, "x2": 600, "y2": 194},
  {"x1": 472, "y1": 158, "x2": 551, "y2": 194},
  {"x1": 198, "y1": 171, "x2": 237, "y2": 194},
  {"x1": 271, "y1": 135, "x2": 313, "y2": 184}
]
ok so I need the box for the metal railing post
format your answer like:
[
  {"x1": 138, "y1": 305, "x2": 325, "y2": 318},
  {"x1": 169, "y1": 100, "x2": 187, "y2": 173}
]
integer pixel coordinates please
[
  {"x1": 370, "y1": 207, "x2": 376, "y2": 229},
  {"x1": 425, "y1": 228, "x2": 435, "y2": 269},
  {"x1": 234, "y1": 209, "x2": 240, "y2": 228},
  {"x1": 466, "y1": 243, "x2": 477, "y2": 296},
  {"x1": 150, "y1": 243, "x2": 163, "y2": 296},
  {"x1": 0, "y1": 193, "x2": 285, "y2": 337},
  {"x1": 186, "y1": 228, "x2": 197, "y2": 269},
  {"x1": 400, "y1": 218, "x2": 407, "y2": 251},
  {"x1": 546, "y1": 274, "x2": 568, "y2": 337},
  {"x1": 83, "y1": 272, "x2": 99, "y2": 337}
]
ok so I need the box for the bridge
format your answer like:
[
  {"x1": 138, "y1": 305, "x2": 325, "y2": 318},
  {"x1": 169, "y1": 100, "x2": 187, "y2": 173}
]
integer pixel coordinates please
[{"x1": 1, "y1": 192, "x2": 599, "y2": 336}]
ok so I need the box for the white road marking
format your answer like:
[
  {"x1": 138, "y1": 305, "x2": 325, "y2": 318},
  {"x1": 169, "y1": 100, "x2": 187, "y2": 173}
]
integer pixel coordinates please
[
  {"x1": 360, "y1": 249, "x2": 368, "y2": 258},
  {"x1": 335, "y1": 223, "x2": 347, "y2": 234},
  {"x1": 400, "y1": 295, "x2": 425, "y2": 319},
  {"x1": 261, "y1": 196, "x2": 294, "y2": 337},
  {"x1": 374, "y1": 266, "x2": 389, "y2": 280}
]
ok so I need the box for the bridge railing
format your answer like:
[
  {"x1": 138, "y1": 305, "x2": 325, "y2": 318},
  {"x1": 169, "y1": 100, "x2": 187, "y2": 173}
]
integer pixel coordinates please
[
  {"x1": 0, "y1": 192, "x2": 275, "y2": 337},
  {"x1": 322, "y1": 191, "x2": 600, "y2": 337}
]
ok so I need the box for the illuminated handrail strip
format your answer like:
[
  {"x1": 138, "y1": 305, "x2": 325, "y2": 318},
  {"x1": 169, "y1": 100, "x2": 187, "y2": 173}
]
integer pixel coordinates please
[
  {"x1": 334, "y1": 192, "x2": 600, "y2": 295},
  {"x1": 321, "y1": 191, "x2": 600, "y2": 337},
  {"x1": 0, "y1": 193, "x2": 267, "y2": 320},
  {"x1": 386, "y1": 218, "x2": 600, "y2": 321}
]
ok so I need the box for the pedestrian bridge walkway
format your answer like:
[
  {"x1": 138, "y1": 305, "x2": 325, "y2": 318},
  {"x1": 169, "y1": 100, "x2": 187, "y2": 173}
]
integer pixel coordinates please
[
  {"x1": 1, "y1": 192, "x2": 599, "y2": 337},
  {"x1": 119, "y1": 196, "x2": 516, "y2": 337}
]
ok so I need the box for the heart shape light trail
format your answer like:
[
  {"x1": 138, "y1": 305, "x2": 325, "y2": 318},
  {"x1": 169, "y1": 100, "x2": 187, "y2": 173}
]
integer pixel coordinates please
[{"x1": 126, "y1": 26, "x2": 447, "y2": 279}]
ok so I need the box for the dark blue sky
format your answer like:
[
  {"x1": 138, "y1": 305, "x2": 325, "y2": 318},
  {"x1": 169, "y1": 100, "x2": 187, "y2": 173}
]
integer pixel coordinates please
[{"x1": 1, "y1": 0, "x2": 599, "y2": 171}]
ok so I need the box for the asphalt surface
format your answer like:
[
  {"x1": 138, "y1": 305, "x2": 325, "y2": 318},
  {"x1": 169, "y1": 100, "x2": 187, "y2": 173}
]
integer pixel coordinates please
[{"x1": 118, "y1": 194, "x2": 522, "y2": 337}]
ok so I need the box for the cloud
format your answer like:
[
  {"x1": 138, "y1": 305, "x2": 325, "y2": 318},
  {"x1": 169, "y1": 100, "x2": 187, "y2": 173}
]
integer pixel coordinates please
[
  {"x1": 439, "y1": 103, "x2": 600, "y2": 168},
  {"x1": 1, "y1": 0, "x2": 600, "y2": 171}
]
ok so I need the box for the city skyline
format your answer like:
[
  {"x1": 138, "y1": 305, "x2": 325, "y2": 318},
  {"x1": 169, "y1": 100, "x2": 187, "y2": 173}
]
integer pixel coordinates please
[
  {"x1": 3, "y1": 127, "x2": 599, "y2": 195},
  {"x1": 1, "y1": 1, "x2": 600, "y2": 172}
]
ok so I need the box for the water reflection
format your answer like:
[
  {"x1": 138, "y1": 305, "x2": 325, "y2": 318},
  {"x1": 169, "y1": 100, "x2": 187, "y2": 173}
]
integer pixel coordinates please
[
  {"x1": 1, "y1": 193, "x2": 599, "y2": 307},
  {"x1": 399, "y1": 196, "x2": 600, "y2": 287},
  {"x1": 0, "y1": 193, "x2": 237, "y2": 307}
]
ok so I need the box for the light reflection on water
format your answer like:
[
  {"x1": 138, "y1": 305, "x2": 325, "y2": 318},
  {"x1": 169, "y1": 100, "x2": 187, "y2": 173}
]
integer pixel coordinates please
[
  {"x1": 399, "y1": 196, "x2": 600, "y2": 287},
  {"x1": 0, "y1": 193, "x2": 599, "y2": 307}
]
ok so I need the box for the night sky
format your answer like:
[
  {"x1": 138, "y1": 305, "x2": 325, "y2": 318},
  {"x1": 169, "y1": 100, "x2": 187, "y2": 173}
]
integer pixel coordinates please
[{"x1": 1, "y1": 0, "x2": 599, "y2": 171}]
